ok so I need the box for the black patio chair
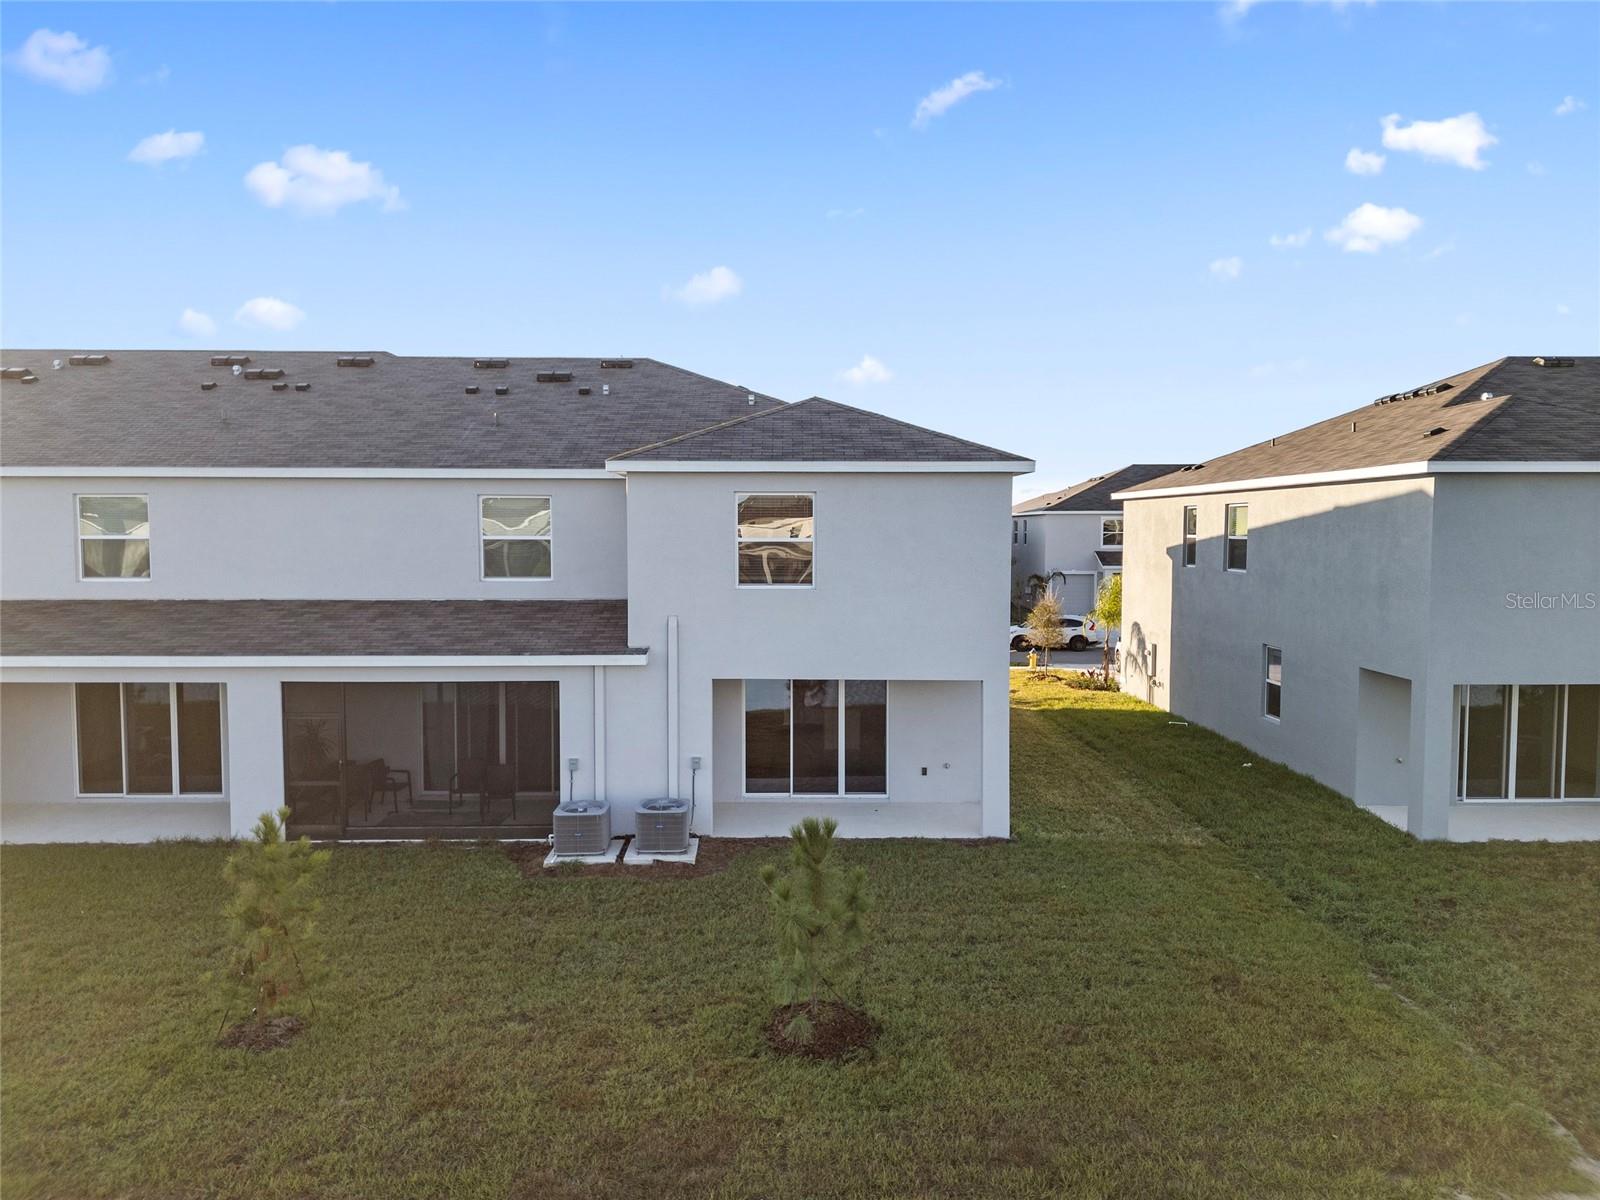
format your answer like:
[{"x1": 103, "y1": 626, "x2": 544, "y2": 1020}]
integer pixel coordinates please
[
  {"x1": 369, "y1": 757, "x2": 413, "y2": 814},
  {"x1": 448, "y1": 756, "x2": 486, "y2": 813},
  {"x1": 480, "y1": 762, "x2": 516, "y2": 821}
]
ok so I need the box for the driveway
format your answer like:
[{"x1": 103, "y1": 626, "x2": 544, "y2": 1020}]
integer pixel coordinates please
[{"x1": 1008, "y1": 647, "x2": 1105, "y2": 670}]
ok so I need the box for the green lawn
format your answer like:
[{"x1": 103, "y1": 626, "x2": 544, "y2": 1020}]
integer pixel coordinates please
[{"x1": 2, "y1": 677, "x2": 1596, "y2": 1199}]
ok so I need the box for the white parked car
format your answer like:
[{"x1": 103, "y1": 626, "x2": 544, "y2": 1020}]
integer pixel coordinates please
[{"x1": 1009, "y1": 615, "x2": 1107, "y2": 653}]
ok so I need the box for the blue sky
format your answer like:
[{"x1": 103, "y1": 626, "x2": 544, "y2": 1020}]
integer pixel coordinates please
[{"x1": 3, "y1": 2, "x2": 1596, "y2": 495}]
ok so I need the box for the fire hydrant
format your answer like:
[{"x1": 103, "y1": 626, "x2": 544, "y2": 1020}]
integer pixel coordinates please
[{"x1": 1028, "y1": 648, "x2": 1039, "y2": 672}]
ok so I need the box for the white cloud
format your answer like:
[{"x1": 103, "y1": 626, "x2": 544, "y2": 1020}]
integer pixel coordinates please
[
  {"x1": 1380, "y1": 112, "x2": 1497, "y2": 170},
  {"x1": 1209, "y1": 256, "x2": 1243, "y2": 281},
  {"x1": 1268, "y1": 228, "x2": 1312, "y2": 249},
  {"x1": 912, "y1": 70, "x2": 1000, "y2": 129},
  {"x1": 666, "y1": 265, "x2": 743, "y2": 306},
  {"x1": 245, "y1": 144, "x2": 404, "y2": 215},
  {"x1": 234, "y1": 297, "x2": 306, "y2": 332},
  {"x1": 128, "y1": 129, "x2": 203, "y2": 166},
  {"x1": 1325, "y1": 203, "x2": 1423, "y2": 253},
  {"x1": 176, "y1": 308, "x2": 217, "y2": 338},
  {"x1": 1555, "y1": 95, "x2": 1586, "y2": 117},
  {"x1": 841, "y1": 355, "x2": 893, "y2": 385},
  {"x1": 8, "y1": 28, "x2": 112, "y2": 93},
  {"x1": 1344, "y1": 147, "x2": 1385, "y2": 175},
  {"x1": 827, "y1": 207, "x2": 865, "y2": 220},
  {"x1": 1219, "y1": 0, "x2": 1265, "y2": 23}
]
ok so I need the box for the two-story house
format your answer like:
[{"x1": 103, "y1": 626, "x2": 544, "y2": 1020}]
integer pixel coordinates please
[
  {"x1": 0, "y1": 351, "x2": 1031, "y2": 843},
  {"x1": 1116, "y1": 356, "x2": 1599, "y2": 842},
  {"x1": 1010, "y1": 464, "x2": 1185, "y2": 617}
]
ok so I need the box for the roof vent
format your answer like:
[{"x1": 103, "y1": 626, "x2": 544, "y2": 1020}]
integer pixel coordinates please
[
  {"x1": 336, "y1": 355, "x2": 375, "y2": 368},
  {"x1": 243, "y1": 368, "x2": 286, "y2": 381},
  {"x1": 1179, "y1": 463, "x2": 1208, "y2": 472},
  {"x1": 1, "y1": 366, "x2": 33, "y2": 380},
  {"x1": 201, "y1": 381, "x2": 218, "y2": 391},
  {"x1": 68, "y1": 353, "x2": 111, "y2": 366},
  {"x1": 294, "y1": 382, "x2": 311, "y2": 392},
  {"x1": 599, "y1": 359, "x2": 634, "y2": 369},
  {"x1": 210, "y1": 355, "x2": 250, "y2": 367},
  {"x1": 464, "y1": 385, "x2": 480, "y2": 395},
  {"x1": 52, "y1": 358, "x2": 63, "y2": 370},
  {"x1": 1533, "y1": 356, "x2": 1575, "y2": 368},
  {"x1": 536, "y1": 371, "x2": 573, "y2": 383},
  {"x1": 1480, "y1": 391, "x2": 1495, "y2": 401},
  {"x1": 602, "y1": 383, "x2": 610, "y2": 396},
  {"x1": 474, "y1": 358, "x2": 509, "y2": 369},
  {"x1": 1424, "y1": 426, "x2": 1448, "y2": 438},
  {"x1": 232, "y1": 364, "x2": 243, "y2": 377},
  {"x1": 272, "y1": 382, "x2": 288, "y2": 392},
  {"x1": 494, "y1": 385, "x2": 510, "y2": 396},
  {"x1": 577, "y1": 386, "x2": 592, "y2": 396}
]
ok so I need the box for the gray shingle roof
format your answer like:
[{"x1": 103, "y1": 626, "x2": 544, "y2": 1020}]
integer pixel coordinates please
[
  {"x1": 607, "y1": 396, "x2": 1027, "y2": 464},
  {"x1": 1123, "y1": 357, "x2": 1600, "y2": 495},
  {"x1": 0, "y1": 351, "x2": 783, "y2": 470},
  {"x1": 0, "y1": 600, "x2": 641, "y2": 657},
  {"x1": 1014, "y1": 464, "x2": 1189, "y2": 514}
]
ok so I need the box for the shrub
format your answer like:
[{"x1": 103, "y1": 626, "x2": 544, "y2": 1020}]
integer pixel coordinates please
[
  {"x1": 214, "y1": 807, "x2": 331, "y2": 1030},
  {"x1": 758, "y1": 818, "x2": 870, "y2": 1040},
  {"x1": 1025, "y1": 589, "x2": 1068, "y2": 672}
]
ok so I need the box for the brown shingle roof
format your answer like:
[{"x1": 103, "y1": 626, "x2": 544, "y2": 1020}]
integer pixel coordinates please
[
  {"x1": 1014, "y1": 464, "x2": 1189, "y2": 513},
  {"x1": 608, "y1": 396, "x2": 1026, "y2": 464},
  {"x1": 0, "y1": 600, "x2": 641, "y2": 657},
  {"x1": 1123, "y1": 357, "x2": 1600, "y2": 495}
]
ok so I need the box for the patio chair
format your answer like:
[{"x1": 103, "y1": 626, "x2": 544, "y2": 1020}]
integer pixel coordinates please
[
  {"x1": 480, "y1": 762, "x2": 516, "y2": 822},
  {"x1": 369, "y1": 757, "x2": 413, "y2": 814},
  {"x1": 448, "y1": 756, "x2": 486, "y2": 813}
]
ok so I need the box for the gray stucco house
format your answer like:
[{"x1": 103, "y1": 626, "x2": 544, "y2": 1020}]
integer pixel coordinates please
[
  {"x1": 1116, "y1": 356, "x2": 1599, "y2": 842},
  {"x1": 1011, "y1": 465, "x2": 1185, "y2": 617},
  {"x1": 0, "y1": 351, "x2": 1031, "y2": 842}
]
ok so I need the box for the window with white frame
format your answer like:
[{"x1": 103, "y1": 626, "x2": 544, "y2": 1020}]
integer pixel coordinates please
[
  {"x1": 1262, "y1": 646, "x2": 1282, "y2": 721},
  {"x1": 78, "y1": 495, "x2": 150, "y2": 579},
  {"x1": 481, "y1": 496, "x2": 551, "y2": 579},
  {"x1": 1022, "y1": 519, "x2": 1028, "y2": 545},
  {"x1": 1182, "y1": 505, "x2": 1197, "y2": 567},
  {"x1": 1456, "y1": 683, "x2": 1599, "y2": 801},
  {"x1": 75, "y1": 682, "x2": 223, "y2": 795},
  {"x1": 737, "y1": 494, "x2": 814, "y2": 586},
  {"x1": 1100, "y1": 516, "x2": 1123, "y2": 548},
  {"x1": 744, "y1": 679, "x2": 886, "y2": 795},
  {"x1": 1225, "y1": 503, "x2": 1248, "y2": 571}
]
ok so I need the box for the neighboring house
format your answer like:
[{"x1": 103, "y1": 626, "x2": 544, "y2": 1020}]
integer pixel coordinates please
[
  {"x1": 1011, "y1": 465, "x2": 1186, "y2": 616},
  {"x1": 1116, "y1": 356, "x2": 1599, "y2": 843},
  {"x1": 0, "y1": 351, "x2": 1031, "y2": 843}
]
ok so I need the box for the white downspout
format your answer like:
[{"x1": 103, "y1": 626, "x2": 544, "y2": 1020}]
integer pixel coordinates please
[
  {"x1": 666, "y1": 615, "x2": 680, "y2": 800},
  {"x1": 592, "y1": 664, "x2": 607, "y2": 804}
]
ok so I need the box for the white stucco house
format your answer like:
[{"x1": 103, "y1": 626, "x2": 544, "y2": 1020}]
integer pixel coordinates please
[
  {"x1": 0, "y1": 351, "x2": 1031, "y2": 843},
  {"x1": 1116, "y1": 355, "x2": 1599, "y2": 842},
  {"x1": 1010, "y1": 464, "x2": 1184, "y2": 617}
]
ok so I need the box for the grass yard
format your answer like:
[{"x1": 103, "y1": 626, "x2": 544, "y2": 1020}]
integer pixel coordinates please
[{"x1": 2, "y1": 676, "x2": 1597, "y2": 1199}]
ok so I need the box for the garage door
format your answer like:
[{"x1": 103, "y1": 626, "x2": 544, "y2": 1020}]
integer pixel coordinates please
[{"x1": 1054, "y1": 574, "x2": 1096, "y2": 614}]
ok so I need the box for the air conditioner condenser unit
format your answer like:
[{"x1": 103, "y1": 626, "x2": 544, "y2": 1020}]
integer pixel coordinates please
[
  {"x1": 551, "y1": 799, "x2": 612, "y2": 856},
  {"x1": 633, "y1": 797, "x2": 691, "y2": 854}
]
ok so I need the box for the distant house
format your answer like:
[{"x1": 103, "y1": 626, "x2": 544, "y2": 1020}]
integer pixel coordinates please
[
  {"x1": 0, "y1": 350, "x2": 1031, "y2": 844},
  {"x1": 1011, "y1": 465, "x2": 1186, "y2": 616},
  {"x1": 1116, "y1": 356, "x2": 1599, "y2": 842}
]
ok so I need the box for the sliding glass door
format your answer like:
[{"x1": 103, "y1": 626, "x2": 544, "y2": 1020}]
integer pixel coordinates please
[
  {"x1": 420, "y1": 682, "x2": 560, "y2": 800},
  {"x1": 1457, "y1": 683, "x2": 1600, "y2": 801},
  {"x1": 743, "y1": 679, "x2": 888, "y2": 797}
]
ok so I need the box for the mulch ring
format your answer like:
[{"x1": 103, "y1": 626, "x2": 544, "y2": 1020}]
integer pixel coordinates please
[
  {"x1": 765, "y1": 1001, "x2": 879, "y2": 1062},
  {"x1": 503, "y1": 836, "x2": 786, "y2": 881},
  {"x1": 217, "y1": 1015, "x2": 304, "y2": 1052}
]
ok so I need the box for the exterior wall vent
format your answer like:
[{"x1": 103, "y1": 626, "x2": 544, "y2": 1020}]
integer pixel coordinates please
[
  {"x1": 210, "y1": 355, "x2": 251, "y2": 367},
  {"x1": 474, "y1": 358, "x2": 509, "y2": 369},
  {"x1": 243, "y1": 368, "x2": 286, "y2": 380},
  {"x1": 1533, "y1": 356, "x2": 1575, "y2": 368},
  {"x1": 536, "y1": 371, "x2": 573, "y2": 383},
  {"x1": 336, "y1": 355, "x2": 375, "y2": 368},
  {"x1": 599, "y1": 359, "x2": 634, "y2": 369},
  {"x1": 68, "y1": 354, "x2": 111, "y2": 366}
]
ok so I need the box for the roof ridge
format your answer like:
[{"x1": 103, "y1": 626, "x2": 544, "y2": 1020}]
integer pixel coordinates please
[
  {"x1": 791, "y1": 394, "x2": 1022, "y2": 460},
  {"x1": 608, "y1": 393, "x2": 803, "y2": 460}
]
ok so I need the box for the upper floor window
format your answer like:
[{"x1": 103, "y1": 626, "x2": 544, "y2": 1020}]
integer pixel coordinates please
[
  {"x1": 1225, "y1": 503, "x2": 1248, "y2": 571},
  {"x1": 78, "y1": 495, "x2": 150, "y2": 579},
  {"x1": 1100, "y1": 517, "x2": 1123, "y2": 548},
  {"x1": 1263, "y1": 646, "x2": 1282, "y2": 721},
  {"x1": 737, "y1": 493, "x2": 814, "y2": 587},
  {"x1": 481, "y1": 496, "x2": 551, "y2": 579},
  {"x1": 1012, "y1": 520, "x2": 1018, "y2": 545},
  {"x1": 1022, "y1": 519, "x2": 1028, "y2": 545},
  {"x1": 1182, "y1": 505, "x2": 1197, "y2": 567},
  {"x1": 75, "y1": 682, "x2": 223, "y2": 796}
]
